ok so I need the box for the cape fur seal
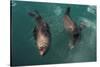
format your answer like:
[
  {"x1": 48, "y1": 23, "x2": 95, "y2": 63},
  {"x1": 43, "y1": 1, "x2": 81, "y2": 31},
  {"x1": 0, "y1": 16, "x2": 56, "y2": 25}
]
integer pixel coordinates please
[
  {"x1": 28, "y1": 10, "x2": 51, "y2": 56},
  {"x1": 64, "y1": 7, "x2": 85, "y2": 49}
]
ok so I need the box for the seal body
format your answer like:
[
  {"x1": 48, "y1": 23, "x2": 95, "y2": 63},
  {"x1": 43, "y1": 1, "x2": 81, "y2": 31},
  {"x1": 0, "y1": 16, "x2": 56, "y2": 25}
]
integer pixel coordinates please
[
  {"x1": 64, "y1": 7, "x2": 81, "y2": 49},
  {"x1": 34, "y1": 22, "x2": 50, "y2": 56},
  {"x1": 29, "y1": 10, "x2": 51, "y2": 56}
]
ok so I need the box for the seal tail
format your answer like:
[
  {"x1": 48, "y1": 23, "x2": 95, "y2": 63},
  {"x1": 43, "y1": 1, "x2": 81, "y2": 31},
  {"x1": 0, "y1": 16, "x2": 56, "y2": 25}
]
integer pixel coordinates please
[
  {"x1": 65, "y1": 7, "x2": 71, "y2": 16},
  {"x1": 28, "y1": 10, "x2": 42, "y2": 21}
]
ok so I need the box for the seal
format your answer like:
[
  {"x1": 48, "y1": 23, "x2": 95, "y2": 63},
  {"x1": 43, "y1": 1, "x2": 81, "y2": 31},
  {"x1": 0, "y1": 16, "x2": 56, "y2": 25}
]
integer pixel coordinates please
[
  {"x1": 64, "y1": 7, "x2": 85, "y2": 49},
  {"x1": 28, "y1": 10, "x2": 51, "y2": 56}
]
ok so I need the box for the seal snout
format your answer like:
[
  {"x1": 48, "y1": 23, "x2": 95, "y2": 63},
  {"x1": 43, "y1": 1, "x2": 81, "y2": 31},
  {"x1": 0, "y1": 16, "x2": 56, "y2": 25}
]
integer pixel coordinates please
[{"x1": 39, "y1": 47, "x2": 46, "y2": 56}]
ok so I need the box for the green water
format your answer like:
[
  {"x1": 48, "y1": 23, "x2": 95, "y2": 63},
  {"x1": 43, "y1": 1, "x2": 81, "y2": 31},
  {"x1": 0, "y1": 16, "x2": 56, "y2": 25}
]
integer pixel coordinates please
[{"x1": 11, "y1": 1, "x2": 96, "y2": 66}]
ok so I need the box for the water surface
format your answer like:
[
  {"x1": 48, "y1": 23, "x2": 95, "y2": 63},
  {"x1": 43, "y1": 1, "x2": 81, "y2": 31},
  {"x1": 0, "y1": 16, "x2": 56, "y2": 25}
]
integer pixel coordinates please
[{"x1": 11, "y1": 1, "x2": 96, "y2": 66}]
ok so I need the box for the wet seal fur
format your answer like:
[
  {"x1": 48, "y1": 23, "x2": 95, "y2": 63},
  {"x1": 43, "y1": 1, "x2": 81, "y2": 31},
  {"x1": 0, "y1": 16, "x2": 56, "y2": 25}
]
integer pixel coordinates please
[
  {"x1": 28, "y1": 10, "x2": 51, "y2": 56},
  {"x1": 64, "y1": 7, "x2": 85, "y2": 49}
]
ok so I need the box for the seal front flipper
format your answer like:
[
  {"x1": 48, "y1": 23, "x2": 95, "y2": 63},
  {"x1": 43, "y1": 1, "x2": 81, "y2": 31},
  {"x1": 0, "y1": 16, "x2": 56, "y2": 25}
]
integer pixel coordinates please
[
  {"x1": 79, "y1": 22, "x2": 87, "y2": 31},
  {"x1": 42, "y1": 23, "x2": 51, "y2": 37},
  {"x1": 33, "y1": 26, "x2": 37, "y2": 40}
]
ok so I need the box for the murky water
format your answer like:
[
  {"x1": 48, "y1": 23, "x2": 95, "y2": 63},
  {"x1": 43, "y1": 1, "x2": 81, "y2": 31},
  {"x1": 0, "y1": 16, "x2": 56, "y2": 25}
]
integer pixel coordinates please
[{"x1": 11, "y1": 1, "x2": 96, "y2": 66}]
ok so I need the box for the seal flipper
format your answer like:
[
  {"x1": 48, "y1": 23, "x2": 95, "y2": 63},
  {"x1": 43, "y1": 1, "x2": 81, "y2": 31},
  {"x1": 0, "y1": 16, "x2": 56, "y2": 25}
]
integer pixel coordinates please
[
  {"x1": 33, "y1": 26, "x2": 37, "y2": 40},
  {"x1": 79, "y1": 22, "x2": 87, "y2": 31},
  {"x1": 28, "y1": 10, "x2": 42, "y2": 23},
  {"x1": 65, "y1": 7, "x2": 71, "y2": 16},
  {"x1": 42, "y1": 23, "x2": 50, "y2": 37},
  {"x1": 73, "y1": 30, "x2": 80, "y2": 44}
]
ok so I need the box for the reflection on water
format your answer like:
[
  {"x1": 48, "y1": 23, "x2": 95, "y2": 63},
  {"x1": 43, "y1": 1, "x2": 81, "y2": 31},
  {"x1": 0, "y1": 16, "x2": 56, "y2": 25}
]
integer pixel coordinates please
[
  {"x1": 87, "y1": 6, "x2": 96, "y2": 15},
  {"x1": 11, "y1": 1, "x2": 96, "y2": 66},
  {"x1": 54, "y1": 6, "x2": 62, "y2": 16}
]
